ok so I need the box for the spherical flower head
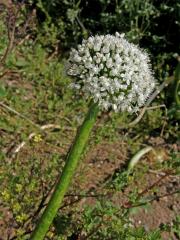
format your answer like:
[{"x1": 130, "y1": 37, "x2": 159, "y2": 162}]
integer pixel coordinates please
[{"x1": 67, "y1": 33, "x2": 156, "y2": 113}]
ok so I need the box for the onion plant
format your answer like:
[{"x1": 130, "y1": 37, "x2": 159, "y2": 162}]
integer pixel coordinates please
[{"x1": 31, "y1": 33, "x2": 156, "y2": 239}]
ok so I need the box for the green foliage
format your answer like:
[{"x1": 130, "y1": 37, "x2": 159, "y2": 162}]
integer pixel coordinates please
[
  {"x1": 111, "y1": 170, "x2": 131, "y2": 191},
  {"x1": 167, "y1": 62, "x2": 180, "y2": 121},
  {"x1": 32, "y1": 0, "x2": 179, "y2": 53},
  {"x1": 172, "y1": 215, "x2": 180, "y2": 239},
  {"x1": 162, "y1": 151, "x2": 180, "y2": 175},
  {"x1": 160, "y1": 215, "x2": 180, "y2": 239},
  {"x1": 81, "y1": 201, "x2": 162, "y2": 239}
]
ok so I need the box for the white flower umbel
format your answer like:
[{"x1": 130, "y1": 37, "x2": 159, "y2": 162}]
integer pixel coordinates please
[{"x1": 67, "y1": 33, "x2": 156, "y2": 113}]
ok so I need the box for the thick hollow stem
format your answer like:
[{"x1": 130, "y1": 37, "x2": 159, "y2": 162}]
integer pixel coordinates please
[{"x1": 31, "y1": 101, "x2": 99, "y2": 240}]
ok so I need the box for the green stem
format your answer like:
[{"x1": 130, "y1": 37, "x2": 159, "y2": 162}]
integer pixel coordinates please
[
  {"x1": 174, "y1": 61, "x2": 180, "y2": 106},
  {"x1": 128, "y1": 146, "x2": 153, "y2": 170},
  {"x1": 31, "y1": 101, "x2": 99, "y2": 240}
]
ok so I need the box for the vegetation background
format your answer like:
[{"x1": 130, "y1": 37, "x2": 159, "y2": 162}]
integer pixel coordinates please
[{"x1": 0, "y1": 0, "x2": 179, "y2": 239}]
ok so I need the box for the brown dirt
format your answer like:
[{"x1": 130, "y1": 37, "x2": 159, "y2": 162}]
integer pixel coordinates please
[
  {"x1": 76, "y1": 141, "x2": 127, "y2": 191},
  {"x1": 72, "y1": 140, "x2": 180, "y2": 239},
  {"x1": 0, "y1": 138, "x2": 179, "y2": 239}
]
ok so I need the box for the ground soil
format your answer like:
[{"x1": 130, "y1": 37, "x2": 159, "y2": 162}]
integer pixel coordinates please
[
  {"x1": 0, "y1": 137, "x2": 179, "y2": 239},
  {"x1": 74, "y1": 140, "x2": 180, "y2": 240}
]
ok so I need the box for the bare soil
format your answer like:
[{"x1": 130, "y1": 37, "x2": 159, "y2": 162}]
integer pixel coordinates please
[{"x1": 74, "y1": 140, "x2": 180, "y2": 240}]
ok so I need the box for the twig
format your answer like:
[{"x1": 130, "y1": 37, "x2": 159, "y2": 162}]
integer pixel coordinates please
[
  {"x1": 0, "y1": 69, "x2": 10, "y2": 78},
  {"x1": 59, "y1": 191, "x2": 107, "y2": 210},
  {"x1": 0, "y1": 4, "x2": 19, "y2": 64},
  {"x1": 126, "y1": 190, "x2": 180, "y2": 209},
  {"x1": 11, "y1": 124, "x2": 64, "y2": 158},
  {"x1": 138, "y1": 172, "x2": 169, "y2": 198},
  {"x1": 123, "y1": 171, "x2": 171, "y2": 208},
  {"x1": 148, "y1": 169, "x2": 179, "y2": 179},
  {"x1": 17, "y1": 33, "x2": 30, "y2": 46},
  {"x1": 119, "y1": 77, "x2": 173, "y2": 129},
  {"x1": 83, "y1": 222, "x2": 102, "y2": 240},
  {"x1": 24, "y1": 177, "x2": 60, "y2": 231},
  {"x1": 1, "y1": 101, "x2": 74, "y2": 132},
  {"x1": 75, "y1": 16, "x2": 88, "y2": 39},
  {"x1": 0, "y1": 101, "x2": 40, "y2": 129},
  {"x1": 0, "y1": 101, "x2": 75, "y2": 157},
  {"x1": 146, "y1": 104, "x2": 166, "y2": 110},
  {"x1": 10, "y1": 230, "x2": 32, "y2": 240}
]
